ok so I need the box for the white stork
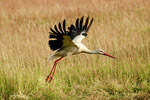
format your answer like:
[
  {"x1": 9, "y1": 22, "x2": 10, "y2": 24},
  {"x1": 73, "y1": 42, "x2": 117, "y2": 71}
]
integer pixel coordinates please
[{"x1": 46, "y1": 16, "x2": 115, "y2": 83}]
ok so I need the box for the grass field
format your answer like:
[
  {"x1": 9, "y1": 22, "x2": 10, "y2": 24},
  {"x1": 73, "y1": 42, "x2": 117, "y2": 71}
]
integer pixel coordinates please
[{"x1": 0, "y1": 0, "x2": 150, "y2": 99}]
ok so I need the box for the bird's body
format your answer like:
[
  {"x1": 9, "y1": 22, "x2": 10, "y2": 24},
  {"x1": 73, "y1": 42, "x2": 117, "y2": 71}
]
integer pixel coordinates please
[
  {"x1": 49, "y1": 40, "x2": 91, "y2": 61},
  {"x1": 46, "y1": 16, "x2": 115, "y2": 83}
]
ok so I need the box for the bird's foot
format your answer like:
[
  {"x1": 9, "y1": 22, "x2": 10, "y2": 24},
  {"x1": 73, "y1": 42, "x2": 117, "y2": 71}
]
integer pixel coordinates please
[
  {"x1": 49, "y1": 77, "x2": 53, "y2": 83},
  {"x1": 45, "y1": 75, "x2": 50, "y2": 82},
  {"x1": 45, "y1": 75, "x2": 53, "y2": 83}
]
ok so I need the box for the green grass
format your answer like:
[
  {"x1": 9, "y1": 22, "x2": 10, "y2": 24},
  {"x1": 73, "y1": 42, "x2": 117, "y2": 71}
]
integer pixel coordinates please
[{"x1": 0, "y1": 0, "x2": 150, "y2": 99}]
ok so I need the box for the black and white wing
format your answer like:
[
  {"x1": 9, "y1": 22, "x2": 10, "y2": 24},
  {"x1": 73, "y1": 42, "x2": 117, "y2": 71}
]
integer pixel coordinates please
[
  {"x1": 49, "y1": 20, "x2": 70, "y2": 51},
  {"x1": 49, "y1": 16, "x2": 94, "y2": 51},
  {"x1": 68, "y1": 16, "x2": 94, "y2": 43}
]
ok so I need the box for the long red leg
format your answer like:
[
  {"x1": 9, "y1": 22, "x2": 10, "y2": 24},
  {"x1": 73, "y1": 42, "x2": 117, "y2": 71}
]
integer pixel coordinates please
[
  {"x1": 48, "y1": 61, "x2": 58, "y2": 83},
  {"x1": 45, "y1": 64, "x2": 55, "y2": 82},
  {"x1": 46, "y1": 57, "x2": 63, "y2": 83}
]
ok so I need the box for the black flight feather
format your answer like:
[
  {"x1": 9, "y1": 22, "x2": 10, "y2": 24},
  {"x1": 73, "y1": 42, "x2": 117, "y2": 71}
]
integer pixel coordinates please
[
  {"x1": 58, "y1": 22, "x2": 63, "y2": 33},
  {"x1": 54, "y1": 25, "x2": 60, "y2": 33},
  {"x1": 80, "y1": 16, "x2": 84, "y2": 29},
  {"x1": 50, "y1": 28, "x2": 57, "y2": 34},
  {"x1": 83, "y1": 16, "x2": 89, "y2": 29},
  {"x1": 63, "y1": 20, "x2": 66, "y2": 33},
  {"x1": 76, "y1": 18, "x2": 79, "y2": 29},
  {"x1": 86, "y1": 18, "x2": 94, "y2": 32}
]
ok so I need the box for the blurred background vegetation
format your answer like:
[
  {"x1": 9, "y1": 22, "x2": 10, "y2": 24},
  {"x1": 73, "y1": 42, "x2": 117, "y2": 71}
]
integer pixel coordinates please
[{"x1": 0, "y1": 0, "x2": 150, "y2": 99}]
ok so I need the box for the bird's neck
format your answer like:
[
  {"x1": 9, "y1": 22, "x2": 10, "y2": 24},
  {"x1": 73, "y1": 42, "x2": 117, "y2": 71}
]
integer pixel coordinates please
[{"x1": 85, "y1": 49, "x2": 100, "y2": 54}]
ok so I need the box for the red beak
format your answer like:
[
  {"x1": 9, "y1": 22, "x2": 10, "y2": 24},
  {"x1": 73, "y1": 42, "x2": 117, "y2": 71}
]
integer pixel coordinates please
[{"x1": 103, "y1": 52, "x2": 115, "y2": 58}]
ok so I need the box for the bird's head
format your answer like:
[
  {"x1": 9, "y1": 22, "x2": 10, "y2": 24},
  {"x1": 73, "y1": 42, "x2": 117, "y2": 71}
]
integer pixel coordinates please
[{"x1": 97, "y1": 49, "x2": 115, "y2": 58}]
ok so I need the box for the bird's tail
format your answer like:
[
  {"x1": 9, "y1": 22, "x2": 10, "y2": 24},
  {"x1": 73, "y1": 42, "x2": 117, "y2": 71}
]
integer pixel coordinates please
[{"x1": 48, "y1": 54, "x2": 58, "y2": 61}]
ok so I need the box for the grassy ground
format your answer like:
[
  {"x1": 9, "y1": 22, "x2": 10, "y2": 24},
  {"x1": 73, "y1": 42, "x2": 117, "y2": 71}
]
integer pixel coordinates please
[{"x1": 0, "y1": 0, "x2": 150, "y2": 99}]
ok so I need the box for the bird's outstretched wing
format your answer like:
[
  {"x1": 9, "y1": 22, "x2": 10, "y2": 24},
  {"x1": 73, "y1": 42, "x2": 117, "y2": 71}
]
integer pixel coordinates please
[
  {"x1": 49, "y1": 16, "x2": 94, "y2": 51},
  {"x1": 68, "y1": 16, "x2": 94, "y2": 40},
  {"x1": 49, "y1": 20, "x2": 70, "y2": 51}
]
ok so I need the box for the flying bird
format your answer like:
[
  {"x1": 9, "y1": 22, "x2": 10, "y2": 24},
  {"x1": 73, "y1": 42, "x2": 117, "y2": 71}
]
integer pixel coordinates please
[{"x1": 46, "y1": 16, "x2": 115, "y2": 83}]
